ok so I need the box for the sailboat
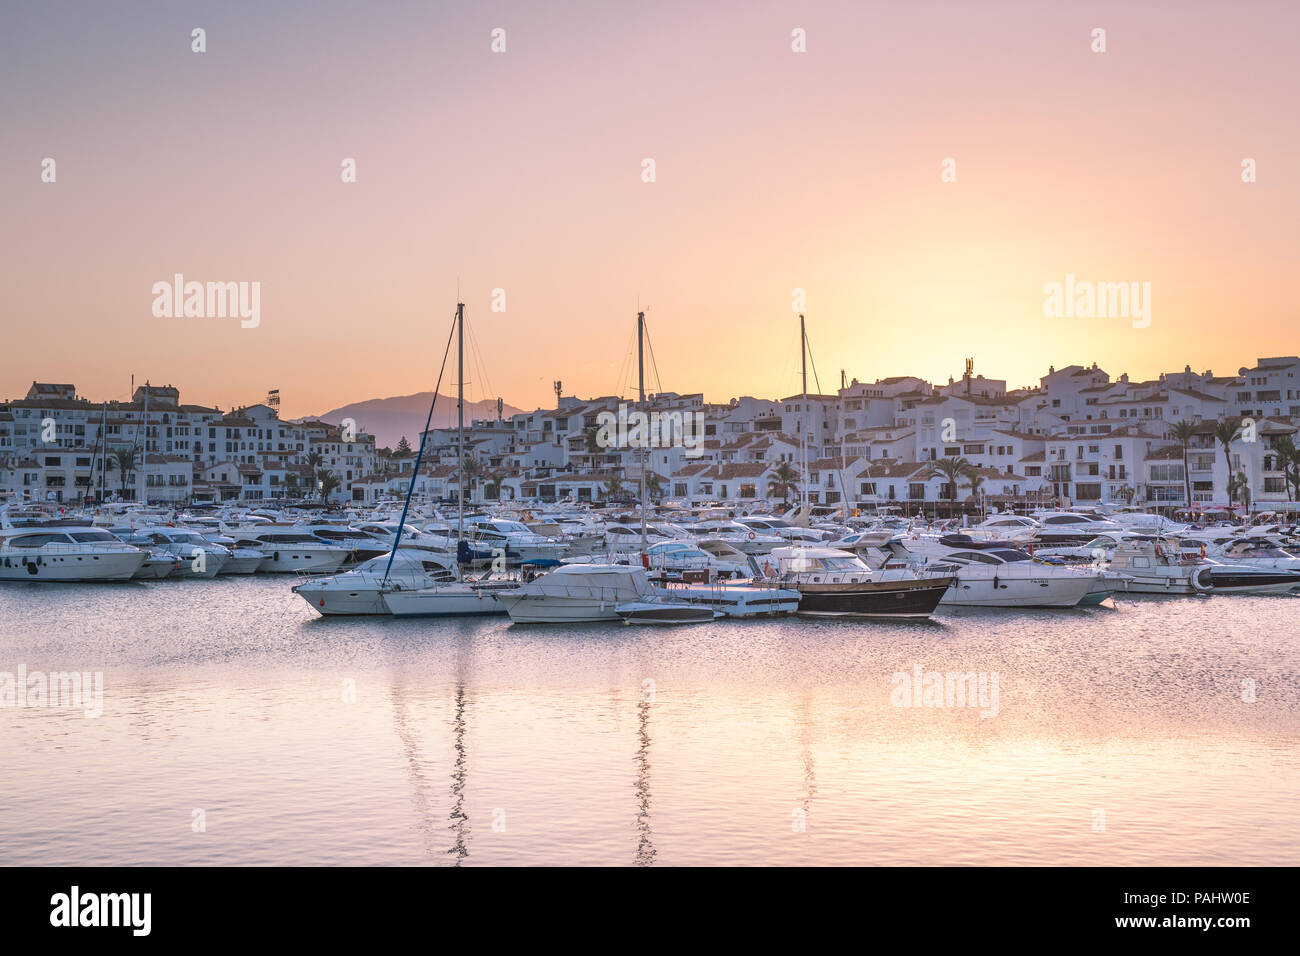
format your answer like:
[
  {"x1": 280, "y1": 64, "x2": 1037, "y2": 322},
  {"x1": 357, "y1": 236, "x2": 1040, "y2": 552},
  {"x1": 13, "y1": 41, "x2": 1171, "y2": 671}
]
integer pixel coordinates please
[
  {"x1": 309, "y1": 302, "x2": 514, "y2": 617},
  {"x1": 766, "y1": 315, "x2": 953, "y2": 618}
]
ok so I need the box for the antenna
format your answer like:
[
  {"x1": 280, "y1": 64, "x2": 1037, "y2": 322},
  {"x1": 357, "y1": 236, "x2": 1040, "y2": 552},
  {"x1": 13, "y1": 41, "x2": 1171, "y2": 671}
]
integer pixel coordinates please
[{"x1": 554, "y1": 380, "x2": 562, "y2": 407}]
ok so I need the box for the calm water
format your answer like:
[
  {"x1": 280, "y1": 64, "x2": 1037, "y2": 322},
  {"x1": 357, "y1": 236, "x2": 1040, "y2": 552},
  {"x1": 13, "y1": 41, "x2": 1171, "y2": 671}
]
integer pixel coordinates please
[{"x1": 1, "y1": 576, "x2": 1297, "y2": 866}]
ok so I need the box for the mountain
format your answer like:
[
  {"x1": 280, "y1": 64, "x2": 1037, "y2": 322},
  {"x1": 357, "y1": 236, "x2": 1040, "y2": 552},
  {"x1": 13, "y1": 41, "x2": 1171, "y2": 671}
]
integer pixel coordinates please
[{"x1": 305, "y1": 393, "x2": 524, "y2": 450}]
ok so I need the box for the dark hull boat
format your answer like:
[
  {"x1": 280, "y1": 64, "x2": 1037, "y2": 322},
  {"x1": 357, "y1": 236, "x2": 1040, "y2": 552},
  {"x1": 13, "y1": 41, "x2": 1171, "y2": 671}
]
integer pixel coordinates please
[
  {"x1": 1204, "y1": 566, "x2": 1300, "y2": 594},
  {"x1": 793, "y1": 576, "x2": 954, "y2": 618}
]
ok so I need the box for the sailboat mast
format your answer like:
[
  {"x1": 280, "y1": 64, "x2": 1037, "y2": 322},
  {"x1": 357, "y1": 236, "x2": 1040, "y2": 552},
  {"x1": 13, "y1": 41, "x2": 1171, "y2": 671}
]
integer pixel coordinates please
[
  {"x1": 99, "y1": 402, "x2": 108, "y2": 505},
  {"x1": 799, "y1": 315, "x2": 808, "y2": 511},
  {"x1": 637, "y1": 310, "x2": 647, "y2": 550},
  {"x1": 139, "y1": 383, "x2": 148, "y2": 505},
  {"x1": 456, "y1": 302, "x2": 465, "y2": 544}
]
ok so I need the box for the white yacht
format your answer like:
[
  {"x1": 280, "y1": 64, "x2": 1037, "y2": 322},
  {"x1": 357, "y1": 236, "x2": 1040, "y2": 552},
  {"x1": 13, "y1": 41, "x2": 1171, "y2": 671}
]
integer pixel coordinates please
[
  {"x1": 0, "y1": 527, "x2": 148, "y2": 582},
  {"x1": 1029, "y1": 512, "x2": 1124, "y2": 550},
  {"x1": 615, "y1": 539, "x2": 752, "y2": 579},
  {"x1": 888, "y1": 534, "x2": 1103, "y2": 608},
  {"x1": 294, "y1": 550, "x2": 458, "y2": 615},
  {"x1": 736, "y1": 515, "x2": 826, "y2": 544},
  {"x1": 965, "y1": 514, "x2": 1039, "y2": 544},
  {"x1": 691, "y1": 519, "x2": 785, "y2": 555},
  {"x1": 230, "y1": 530, "x2": 351, "y2": 573},
  {"x1": 129, "y1": 527, "x2": 231, "y2": 578},
  {"x1": 1094, "y1": 535, "x2": 1300, "y2": 595},
  {"x1": 496, "y1": 564, "x2": 658, "y2": 623},
  {"x1": 464, "y1": 518, "x2": 569, "y2": 565}
]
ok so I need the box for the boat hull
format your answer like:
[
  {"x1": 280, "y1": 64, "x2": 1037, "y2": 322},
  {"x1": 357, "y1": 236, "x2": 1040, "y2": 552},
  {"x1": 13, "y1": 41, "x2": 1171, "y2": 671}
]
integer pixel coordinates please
[
  {"x1": 382, "y1": 586, "x2": 507, "y2": 617},
  {"x1": 0, "y1": 550, "x2": 147, "y2": 582},
  {"x1": 793, "y1": 577, "x2": 953, "y2": 618},
  {"x1": 940, "y1": 573, "x2": 1096, "y2": 608}
]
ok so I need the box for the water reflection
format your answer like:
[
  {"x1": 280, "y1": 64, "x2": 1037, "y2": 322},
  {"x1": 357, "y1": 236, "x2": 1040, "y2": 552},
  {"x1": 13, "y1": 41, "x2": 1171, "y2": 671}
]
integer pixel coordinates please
[
  {"x1": 447, "y1": 678, "x2": 470, "y2": 864},
  {"x1": 634, "y1": 694, "x2": 655, "y2": 866}
]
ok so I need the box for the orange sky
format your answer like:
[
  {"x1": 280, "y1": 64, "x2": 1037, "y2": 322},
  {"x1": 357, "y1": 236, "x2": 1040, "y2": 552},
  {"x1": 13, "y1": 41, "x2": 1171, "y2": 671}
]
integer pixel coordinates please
[{"x1": 2, "y1": 1, "x2": 1296, "y2": 417}]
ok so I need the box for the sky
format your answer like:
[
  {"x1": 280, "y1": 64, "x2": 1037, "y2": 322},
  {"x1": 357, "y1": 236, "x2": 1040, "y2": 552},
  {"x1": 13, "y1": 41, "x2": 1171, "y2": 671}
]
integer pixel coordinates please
[{"x1": 2, "y1": 0, "x2": 1297, "y2": 418}]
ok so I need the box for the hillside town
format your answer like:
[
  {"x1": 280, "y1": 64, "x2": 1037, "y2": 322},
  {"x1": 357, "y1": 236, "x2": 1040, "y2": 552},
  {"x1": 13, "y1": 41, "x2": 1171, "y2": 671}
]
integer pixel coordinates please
[{"x1": 4, "y1": 355, "x2": 1300, "y2": 515}]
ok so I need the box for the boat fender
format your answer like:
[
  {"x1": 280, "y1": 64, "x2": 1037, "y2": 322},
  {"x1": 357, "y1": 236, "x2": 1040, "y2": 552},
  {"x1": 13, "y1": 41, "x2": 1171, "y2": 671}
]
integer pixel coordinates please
[
  {"x1": 748, "y1": 531, "x2": 756, "y2": 540},
  {"x1": 274, "y1": 551, "x2": 280, "y2": 562}
]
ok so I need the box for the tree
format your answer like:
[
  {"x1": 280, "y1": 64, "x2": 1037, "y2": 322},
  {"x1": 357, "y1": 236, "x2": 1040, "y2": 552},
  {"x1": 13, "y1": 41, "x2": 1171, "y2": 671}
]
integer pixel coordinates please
[
  {"x1": 485, "y1": 473, "x2": 504, "y2": 501},
  {"x1": 931, "y1": 456, "x2": 972, "y2": 504},
  {"x1": 1171, "y1": 420, "x2": 1196, "y2": 508},
  {"x1": 1116, "y1": 483, "x2": 1137, "y2": 505},
  {"x1": 1270, "y1": 434, "x2": 1299, "y2": 502},
  {"x1": 644, "y1": 471, "x2": 664, "y2": 501},
  {"x1": 317, "y1": 469, "x2": 341, "y2": 507},
  {"x1": 112, "y1": 448, "x2": 137, "y2": 500},
  {"x1": 396, "y1": 436, "x2": 412, "y2": 456},
  {"x1": 584, "y1": 425, "x2": 602, "y2": 455},
  {"x1": 1213, "y1": 419, "x2": 1241, "y2": 504},
  {"x1": 766, "y1": 462, "x2": 800, "y2": 504},
  {"x1": 1228, "y1": 470, "x2": 1251, "y2": 511},
  {"x1": 604, "y1": 475, "x2": 625, "y2": 501},
  {"x1": 459, "y1": 456, "x2": 484, "y2": 504},
  {"x1": 305, "y1": 451, "x2": 324, "y2": 498}
]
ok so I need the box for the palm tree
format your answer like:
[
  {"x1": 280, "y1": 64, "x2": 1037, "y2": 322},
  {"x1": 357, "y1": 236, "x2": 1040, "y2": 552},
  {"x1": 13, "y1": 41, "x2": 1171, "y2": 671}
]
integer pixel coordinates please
[
  {"x1": 644, "y1": 471, "x2": 664, "y2": 501},
  {"x1": 459, "y1": 456, "x2": 484, "y2": 504},
  {"x1": 1228, "y1": 470, "x2": 1251, "y2": 512},
  {"x1": 965, "y1": 469, "x2": 986, "y2": 517},
  {"x1": 931, "y1": 456, "x2": 971, "y2": 504},
  {"x1": 1213, "y1": 419, "x2": 1240, "y2": 504},
  {"x1": 1171, "y1": 420, "x2": 1196, "y2": 509},
  {"x1": 1270, "y1": 434, "x2": 1298, "y2": 502},
  {"x1": 766, "y1": 462, "x2": 800, "y2": 504},
  {"x1": 583, "y1": 425, "x2": 602, "y2": 455},
  {"x1": 317, "y1": 469, "x2": 341, "y2": 507},
  {"x1": 305, "y1": 451, "x2": 323, "y2": 498},
  {"x1": 604, "y1": 475, "x2": 624, "y2": 502},
  {"x1": 1116, "y1": 483, "x2": 1136, "y2": 506},
  {"x1": 112, "y1": 448, "x2": 137, "y2": 500},
  {"x1": 485, "y1": 473, "x2": 504, "y2": 501}
]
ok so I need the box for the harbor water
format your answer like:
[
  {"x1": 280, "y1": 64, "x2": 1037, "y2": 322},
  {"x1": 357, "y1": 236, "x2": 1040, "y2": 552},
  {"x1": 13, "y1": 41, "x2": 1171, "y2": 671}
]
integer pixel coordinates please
[{"x1": 1, "y1": 577, "x2": 1297, "y2": 866}]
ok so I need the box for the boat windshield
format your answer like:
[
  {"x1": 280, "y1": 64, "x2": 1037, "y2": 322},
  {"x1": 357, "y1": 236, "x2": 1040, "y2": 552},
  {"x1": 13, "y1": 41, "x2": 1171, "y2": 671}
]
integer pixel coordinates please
[
  {"x1": 68, "y1": 530, "x2": 120, "y2": 544},
  {"x1": 991, "y1": 549, "x2": 1031, "y2": 562}
]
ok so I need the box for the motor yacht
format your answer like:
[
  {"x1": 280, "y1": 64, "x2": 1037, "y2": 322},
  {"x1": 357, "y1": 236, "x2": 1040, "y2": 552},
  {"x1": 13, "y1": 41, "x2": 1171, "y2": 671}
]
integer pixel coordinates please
[
  {"x1": 764, "y1": 546, "x2": 953, "y2": 618},
  {"x1": 888, "y1": 534, "x2": 1103, "y2": 608},
  {"x1": 690, "y1": 519, "x2": 785, "y2": 555},
  {"x1": 624, "y1": 539, "x2": 752, "y2": 580},
  {"x1": 464, "y1": 517, "x2": 569, "y2": 566},
  {"x1": 128, "y1": 527, "x2": 231, "y2": 578},
  {"x1": 495, "y1": 564, "x2": 660, "y2": 623},
  {"x1": 1028, "y1": 512, "x2": 1124, "y2": 550},
  {"x1": 229, "y1": 530, "x2": 351, "y2": 573},
  {"x1": 736, "y1": 515, "x2": 826, "y2": 544},
  {"x1": 0, "y1": 526, "x2": 148, "y2": 582}
]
